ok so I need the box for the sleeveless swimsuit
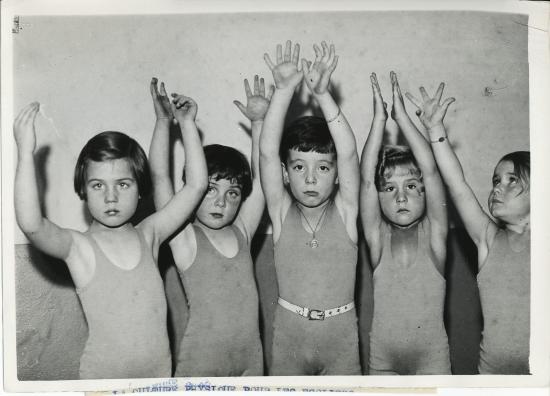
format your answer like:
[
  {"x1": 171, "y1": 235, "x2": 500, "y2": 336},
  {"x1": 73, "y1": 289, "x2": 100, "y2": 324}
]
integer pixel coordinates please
[
  {"x1": 270, "y1": 202, "x2": 361, "y2": 375},
  {"x1": 369, "y1": 221, "x2": 451, "y2": 375},
  {"x1": 174, "y1": 225, "x2": 263, "y2": 377},
  {"x1": 76, "y1": 228, "x2": 171, "y2": 379},
  {"x1": 477, "y1": 227, "x2": 530, "y2": 374}
]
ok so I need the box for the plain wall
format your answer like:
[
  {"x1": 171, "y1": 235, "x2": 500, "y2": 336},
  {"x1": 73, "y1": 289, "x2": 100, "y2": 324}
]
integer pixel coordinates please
[{"x1": 12, "y1": 11, "x2": 527, "y2": 379}]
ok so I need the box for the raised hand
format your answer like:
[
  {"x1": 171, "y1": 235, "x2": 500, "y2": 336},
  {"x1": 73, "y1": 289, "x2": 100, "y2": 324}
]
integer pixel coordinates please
[
  {"x1": 264, "y1": 40, "x2": 303, "y2": 90},
  {"x1": 302, "y1": 41, "x2": 338, "y2": 95},
  {"x1": 390, "y1": 71, "x2": 409, "y2": 122},
  {"x1": 405, "y1": 82, "x2": 455, "y2": 130},
  {"x1": 14, "y1": 102, "x2": 40, "y2": 154},
  {"x1": 150, "y1": 78, "x2": 173, "y2": 121},
  {"x1": 171, "y1": 94, "x2": 198, "y2": 122},
  {"x1": 233, "y1": 75, "x2": 274, "y2": 122},
  {"x1": 371, "y1": 72, "x2": 387, "y2": 121}
]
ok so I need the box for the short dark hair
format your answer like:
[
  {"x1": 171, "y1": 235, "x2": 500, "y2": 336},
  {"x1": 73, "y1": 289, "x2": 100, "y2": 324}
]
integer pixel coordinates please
[
  {"x1": 280, "y1": 116, "x2": 336, "y2": 163},
  {"x1": 375, "y1": 145, "x2": 421, "y2": 191},
  {"x1": 74, "y1": 131, "x2": 151, "y2": 200},
  {"x1": 498, "y1": 151, "x2": 530, "y2": 193},
  {"x1": 200, "y1": 144, "x2": 252, "y2": 200}
]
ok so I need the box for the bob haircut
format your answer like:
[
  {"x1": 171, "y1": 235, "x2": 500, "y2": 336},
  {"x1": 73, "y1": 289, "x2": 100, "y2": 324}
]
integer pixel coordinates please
[
  {"x1": 280, "y1": 116, "x2": 336, "y2": 163},
  {"x1": 200, "y1": 144, "x2": 252, "y2": 200},
  {"x1": 74, "y1": 131, "x2": 151, "y2": 200},
  {"x1": 375, "y1": 145, "x2": 422, "y2": 191},
  {"x1": 497, "y1": 151, "x2": 530, "y2": 193}
]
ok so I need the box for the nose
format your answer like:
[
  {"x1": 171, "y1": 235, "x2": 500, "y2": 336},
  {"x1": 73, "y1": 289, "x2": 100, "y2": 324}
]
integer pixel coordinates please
[
  {"x1": 396, "y1": 190, "x2": 407, "y2": 203},
  {"x1": 104, "y1": 186, "x2": 118, "y2": 203},
  {"x1": 214, "y1": 194, "x2": 226, "y2": 208},
  {"x1": 305, "y1": 170, "x2": 317, "y2": 184}
]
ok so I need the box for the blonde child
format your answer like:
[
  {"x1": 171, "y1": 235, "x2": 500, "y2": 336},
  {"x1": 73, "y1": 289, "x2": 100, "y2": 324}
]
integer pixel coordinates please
[
  {"x1": 13, "y1": 96, "x2": 207, "y2": 379},
  {"x1": 148, "y1": 76, "x2": 269, "y2": 376},
  {"x1": 405, "y1": 82, "x2": 530, "y2": 374},
  {"x1": 360, "y1": 72, "x2": 451, "y2": 375},
  {"x1": 260, "y1": 41, "x2": 361, "y2": 375}
]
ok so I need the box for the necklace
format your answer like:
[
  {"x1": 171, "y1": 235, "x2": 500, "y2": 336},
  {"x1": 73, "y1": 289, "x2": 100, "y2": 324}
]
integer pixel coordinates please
[{"x1": 295, "y1": 201, "x2": 331, "y2": 248}]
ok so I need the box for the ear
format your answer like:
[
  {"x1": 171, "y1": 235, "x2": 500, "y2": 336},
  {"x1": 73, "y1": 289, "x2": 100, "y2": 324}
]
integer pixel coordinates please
[
  {"x1": 335, "y1": 175, "x2": 339, "y2": 185},
  {"x1": 281, "y1": 162, "x2": 289, "y2": 185}
]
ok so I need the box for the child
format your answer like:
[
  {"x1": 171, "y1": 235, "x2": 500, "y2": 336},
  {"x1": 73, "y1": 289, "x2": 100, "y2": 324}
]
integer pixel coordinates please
[
  {"x1": 148, "y1": 76, "x2": 269, "y2": 376},
  {"x1": 260, "y1": 41, "x2": 361, "y2": 375},
  {"x1": 13, "y1": 96, "x2": 207, "y2": 379},
  {"x1": 360, "y1": 72, "x2": 451, "y2": 375},
  {"x1": 405, "y1": 82, "x2": 530, "y2": 374}
]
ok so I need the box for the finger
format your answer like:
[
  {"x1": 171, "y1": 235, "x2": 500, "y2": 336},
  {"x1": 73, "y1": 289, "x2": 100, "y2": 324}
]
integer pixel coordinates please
[
  {"x1": 321, "y1": 41, "x2": 329, "y2": 62},
  {"x1": 264, "y1": 53, "x2": 275, "y2": 70},
  {"x1": 434, "y1": 82, "x2": 445, "y2": 103},
  {"x1": 404, "y1": 92, "x2": 422, "y2": 108},
  {"x1": 276, "y1": 44, "x2": 283, "y2": 64},
  {"x1": 419, "y1": 86, "x2": 430, "y2": 101},
  {"x1": 244, "y1": 78, "x2": 252, "y2": 98},
  {"x1": 313, "y1": 44, "x2": 322, "y2": 62},
  {"x1": 259, "y1": 77, "x2": 266, "y2": 97},
  {"x1": 160, "y1": 82, "x2": 168, "y2": 98},
  {"x1": 150, "y1": 77, "x2": 159, "y2": 97},
  {"x1": 253, "y1": 75, "x2": 260, "y2": 95},
  {"x1": 292, "y1": 43, "x2": 300, "y2": 65},
  {"x1": 328, "y1": 55, "x2": 338, "y2": 73},
  {"x1": 267, "y1": 85, "x2": 275, "y2": 101},
  {"x1": 441, "y1": 97, "x2": 456, "y2": 113},
  {"x1": 301, "y1": 59, "x2": 310, "y2": 74},
  {"x1": 284, "y1": 40, "x2": 291, "y2": 62},
  {"x1": 370, "y1": 73, "x2": 382, "y2": 97},
  {"x1": 327, "y1": 43, "x2": 335, "y2": 65},
  {"x1": 233, "y1": 100, "x2": 247, "y2": 116}
]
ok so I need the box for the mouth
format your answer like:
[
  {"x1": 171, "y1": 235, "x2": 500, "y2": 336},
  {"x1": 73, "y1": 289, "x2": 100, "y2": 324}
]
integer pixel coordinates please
[
  {"x1": 397, "y1": 208, "x2": 410, "y2": 214},
  {"x1": 105, "y1": 209, "x2": 119, "y2": 216},
  {"x1": 210, "y1": 213, "x2": 223, "y2": 219},
  {"x1": 304, "y1": 191, "x2": 319, "y2": 197}
]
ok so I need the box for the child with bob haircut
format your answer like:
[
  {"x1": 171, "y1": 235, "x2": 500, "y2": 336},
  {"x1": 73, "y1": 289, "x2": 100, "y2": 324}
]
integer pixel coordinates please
[
  {"x1": 405, "y1": 82, "x2": 530, "y2": 374},
  {"x1": 260, "y1": 40, "x2": 361, "y2": 375},
  {"x1": 13, "y1": 96, "x2": 207, "y2": 379},
  {"x1": 148, "y1": 76, "x2": 269, "y2": 376},
  {"x1": 361, "y1": 72, "x2": 451, "y2": 375}
]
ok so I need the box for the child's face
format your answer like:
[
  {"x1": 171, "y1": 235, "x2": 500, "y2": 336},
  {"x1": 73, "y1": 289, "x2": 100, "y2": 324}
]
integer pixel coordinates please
[
  {"x1": 195, "y1": 176, "x2": 243, "y2": 230},
  {"x1": 85, "y1": 158, "x2": 140, "y2": 229},
  {"x1": 283, "y1": 149, "x2": 338, "y2": 208},
  {"x1": 378, "y1": 165, "x2": 425, "y2": 228},
  {"x1": 488, "y1": 160, "x2": 530, "y2": 224}
]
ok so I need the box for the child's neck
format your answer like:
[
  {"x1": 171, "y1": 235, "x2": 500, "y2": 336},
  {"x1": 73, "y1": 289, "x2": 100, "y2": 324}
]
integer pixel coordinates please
[
  {"x1": 295, "y1": 199, "x2": 332, "y2": 218},
  {"x1": 504, "y1": 219, "x2": 530, "y2": 235},
  {"x1": 89, "y1": 220, "x2": 133, "y2": 234}
]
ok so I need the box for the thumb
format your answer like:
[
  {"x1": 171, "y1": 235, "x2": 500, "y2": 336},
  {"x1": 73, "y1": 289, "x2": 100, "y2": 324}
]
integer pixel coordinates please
[
  {"x1": 441, "y1": 97, "x2": 456, "y2": 114},
  {"x1": 233, "y1": 100, "x2": 247, "y2": 116}
]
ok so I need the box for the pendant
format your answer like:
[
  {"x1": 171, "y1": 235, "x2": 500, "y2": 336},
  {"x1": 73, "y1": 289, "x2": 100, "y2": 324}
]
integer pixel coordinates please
[{"x1": 309, "y1": 238, "x2": 319, "y2": 249}]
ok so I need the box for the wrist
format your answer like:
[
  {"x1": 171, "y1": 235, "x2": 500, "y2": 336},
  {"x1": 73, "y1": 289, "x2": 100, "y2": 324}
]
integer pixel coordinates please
[
  {"x1": 427, "y1": 123, "x2": 446, "y2": 134},
  {"x1": 251, "y1": 119, "x2": 264, "y2": 126},
  {"x1": 156, "y1": 116, "x2": 172, "y2": 123}
]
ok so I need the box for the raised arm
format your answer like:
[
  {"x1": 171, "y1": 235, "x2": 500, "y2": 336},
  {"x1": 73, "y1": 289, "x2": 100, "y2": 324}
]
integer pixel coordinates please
[
  {"x1": 148, "y1": 78, "x2": 175, "y2": 209},
  {"x1": 359, "y1": 73, "x2": 387, "y2": 265},
  {"x1": 14, "y1": 102, "x2": 74, "y2": 260},
  {"x1": 390, "y1": 72, "x2": 447, "y2": 265},
  {"x1": 233, "y1": 75, "x2": 273, "y2": 241},
  {"x1": 302, "y1": 42, "x2": 359, "y2": 240},
  {"x1": 145, "y1": 94, "x2": 207, "y2": 248},
  {"x1": 260, "y1": 40, "x2": 303, "y2": 236},
  {"x1": 405, "y1": 82, "x2": 493, "y2": 248}
]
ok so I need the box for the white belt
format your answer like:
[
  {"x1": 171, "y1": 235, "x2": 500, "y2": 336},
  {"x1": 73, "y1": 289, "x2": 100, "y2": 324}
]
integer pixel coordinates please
[{"x1": 277, "y1": 297, "x2": 355, "y2": 320}]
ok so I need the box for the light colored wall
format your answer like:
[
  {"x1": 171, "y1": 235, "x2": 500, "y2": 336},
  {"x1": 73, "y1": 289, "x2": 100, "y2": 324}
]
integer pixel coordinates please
[{"x1": 13, "y1": 11, "x2": 528, "y2": 243}]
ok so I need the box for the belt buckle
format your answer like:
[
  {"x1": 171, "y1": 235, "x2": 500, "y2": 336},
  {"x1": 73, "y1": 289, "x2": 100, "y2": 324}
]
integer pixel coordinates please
[{"x1": 308, "y1": 309, "x2": 325, "y2": 320}]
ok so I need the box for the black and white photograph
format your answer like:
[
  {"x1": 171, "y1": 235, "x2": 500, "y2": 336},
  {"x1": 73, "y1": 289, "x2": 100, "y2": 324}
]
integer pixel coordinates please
[{"x1": 1, "y1": 0, "x2": 549, "y2": 392}]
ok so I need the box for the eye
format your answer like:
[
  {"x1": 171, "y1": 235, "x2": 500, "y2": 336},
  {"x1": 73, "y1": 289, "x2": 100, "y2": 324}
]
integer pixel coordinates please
[
  {"x1": 492, "y1": 178, "x2": 500, "y2": 187},
  {"x1": 206, "y1": 186, "x2": 216, "y2": 196},
  {"x1": 227, "y1": 190, "x2": 241, "y2": 200},
  {"x1": 384, "y1": 186, "x2": 394, "y2": 192},
  {"x1": 91, "y1": 182, "x2": 103, "y2": 190},
  {"x1": 407, "y1": 183, "x2": 417, "y2": 190},
  {"x1": 509, "y1": 176, "x2": 518, "y2": 185},
  {"x1": 293, "y1": 164, "x2": 304, "y2": 171},
  {"x1": 319, "y1": 165, "x2": 330, "y2": 172},
  {"x1": 119, "y1": 182, "x2": 129, "y2": 189}
]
